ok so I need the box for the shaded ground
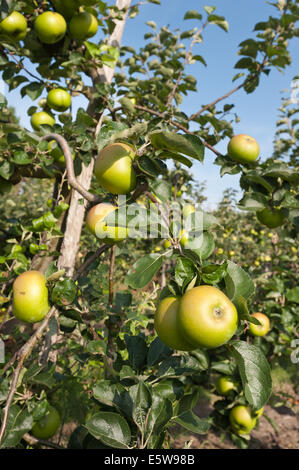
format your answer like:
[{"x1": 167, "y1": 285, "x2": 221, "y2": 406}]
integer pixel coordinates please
[{"x1": 172, "y1": 383, "x2": 299, "y2": 449}]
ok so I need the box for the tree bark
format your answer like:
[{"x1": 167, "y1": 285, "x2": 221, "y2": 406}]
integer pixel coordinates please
[{"x1": 57, "y1": 0, "x2": 131, "y2": 275}]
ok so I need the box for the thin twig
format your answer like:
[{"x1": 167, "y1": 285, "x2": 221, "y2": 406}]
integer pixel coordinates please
[
  {"x1": 108, "y1": 246, "x2": 116, "y2": 306},
  {"x1": 22, "y1": 433, "x2": 64, "y2": 449},
  {"x1": 72, "y1": 245, "x2": 110, "y2": 281},
  {"x1": 41, "y1": 134, "x2": 101, "y2": 203},
  {"x1": 0, "y1": 306, "x2": 56, "y2": 444}
]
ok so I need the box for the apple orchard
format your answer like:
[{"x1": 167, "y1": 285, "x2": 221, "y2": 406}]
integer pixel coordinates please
[{"x1": 0, "y1": 0, "x2": 298, "y2": 450}]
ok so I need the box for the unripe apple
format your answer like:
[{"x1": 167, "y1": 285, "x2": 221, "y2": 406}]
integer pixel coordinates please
[
  {"x1": 31, "y1": 111, "x2": 55, "y2": 131},
  {"x1": 229, "y1": 405, "x2": 257, "y2": 435},
  {"x1": 69, "y1": 12, "x2": 98, "y2": 40},
  {"x1": 178, "y1": 285, "x2": 238, "y2": 349},
  {"x1": 32, "y1": 406, "x2": 60, "y2": 439},
  {"x1": 13, "y1": 270, "x2": 50, "y2": 323},
  {"x1": 47, "y1": 88, "x2": 71, "y2": 112},
  {"x1": 34, "y1": 12, "x2": 67, "y2": 44},
  {"x1": 249, "y1": 312, "x2": 270, "y2": 337},
  {"x1": 86, "y1": 203, "x2": 128, "y2": 244},
  {"x1": 182, "y1": 204, "x2": 195, "y2": 219},
  {"x1": 0, "y1": 11, "x2": 27, "y2": 41},
  {"x1": 227, "y1": 134, "x2": 260, "y2": 164},
  {"x1": 163, "y1": 239, "x2": 171, "y2": 249},
  {"x1": 216, "y1": 376, "x2": 239, "y2": 396},
  {"x1": 154, "y1": 296, "x2": 194, "y2": 351},
  {"x1": 94, "y1": 143, "x2": 137, "y2": 195},
  {"x1": 256, "y1": 208, "x2": 285, "y2": 228}
]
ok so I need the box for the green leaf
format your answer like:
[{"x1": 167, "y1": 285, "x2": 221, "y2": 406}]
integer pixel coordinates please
[
  {"x1": 158, "y1": 354, "x2": 207, "y2": 377},
  {"x1": 286, "y1": 287, "x2": 299, "y2": 304},
  {"x1": 137, "y1": 155, "x2": 166, "y2": 177},
  {"x1": 31, "y1": 211, "x2": 57, "y2": 232},
  {"x1": 12, "y1": 151, "x2": 33, "y2": 165},
  {"x1": 125, "y1": 334, "x2": 148, "y2": 371},
  {"x1": 93, "y1": 381, "x2": 124, "y2": 408},
  {"x1": 234, "y1": 58, "x2": 254, "y2": 69},
  {"x1": 0, "y1": 405, "x2": 33, "y2": 448},
  {"x1": 204, "y1": 6, "x2": 216, "y2": 15},
  {"x1": 150, "y1": 132, "x2": 204, "y2": 162},
  {"x1": 21, "y1": 82, "x2": 44, "y2": 100},
  {"x1": 150, "y1": 179, "x2": 172, "y2": 202},
  {"x1": 201, "y1": 262, "x2": 227, "y2": 284},
  {"x1": 147, "y1": 337, "x2": 172, "y2": 366},
  {"x1": 125, "y1": 254, "x2": 163, "y2": 289},
  {"x1": 0, "y1": 160, "x2": 14, "y2": 180},
  {"x1": 236, "y1": 296, "x2": 262, "y2": 325},
  {"x1": 145, "y1": 394, "x2": 172, "y2": 442},
  {"x1": 51, "y1": 278, "x2": 77, "y2": 306},
  {"x1": 238, "y1": 192, "x2": 269, "y2": 211},
  {"x1": 173, "y1": 410, "x2": 211, "y2": 434},
  {"x1": 132, "y1": 381, "x2": 152, "y2": 433},
  {"x1": 191, "y1": 231, "x2": 215, "y2": 260},
  {"x1": 208, "y1": 15, "x2": 229, "y2": 32},
  {"x1": 184, "y1": 10, "x2": 203, "y2": 20},
  {"x1": 175, "y1": 256, "x2": 197, "y2": 288},
  {"x1": 225, "y1": 261, "x2": 255, "y2": 307},
  {"x1": 158, "y1": 151, "x2": 193, "y2": 168},
  {"x1": 229, "y1": 340, "x2": 272, "y2": 409},
  {"x1": 85, "y1": 412, "x2": 131, "y2": 449}
]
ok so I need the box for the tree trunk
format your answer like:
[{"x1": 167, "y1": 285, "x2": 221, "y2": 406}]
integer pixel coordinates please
[{"x1": 57, "y1": 0, "x2": 131, "y2": 275}]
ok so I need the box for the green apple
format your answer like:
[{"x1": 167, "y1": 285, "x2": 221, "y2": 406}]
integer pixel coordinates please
[
  {"x1": 229, "y1": 405, "x2": 257, "y2": 435},
  {"x1": 69, "y1": 12, "x2": 98, "y2": 40},
  {"x1": 0, "y1": 11, "x2": 27, "y2": 41},
  {"x1": 32, "y1": 406, "x2": 60, "y2": 439},
  {"x1": 86, "y1": 202, "x2": 128, "y2": 244},
  {"x1": 256, "y1": 208, "x2": 285, "y2": 228},
  {"x1": 227, "y1": 134, "x2": 260, "y2": 164},
  {"x1": 94, "y1": 142, "x2": 137, "y2": 195},
  {"x1": 154, "y1": 296, "x2": 194, "y2": 351},
  {"x1": 216, "y1": 376, "x2": 239, "y2": 396},
  {"x1": 178, "y1": 285, "x2": 238, "y2": 349},
  {"x1": 47, "y1": 88, "x2": 71, "y2": 112},
  {"x1": 31, "y1": 111, "x2": 55, "y2": 131},
  {"x1": 35, "y1": 11, "x2": 67, "y2": 44},
  {"x1": 249, "y1": 312, "x2": 270, "y2": 337},
  {"x1": 13, "y1": 270, "x2": 50, "y2": 323}
]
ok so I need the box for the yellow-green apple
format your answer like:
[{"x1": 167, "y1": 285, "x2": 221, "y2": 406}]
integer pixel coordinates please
[
  {"x1": 178, "y1": 285, "x2": 238, "y2": 349},
  {"x1": 94, "y1": 143, "x2": 137, "y2": 195},
  {"x1": 227, "y1": 134, "x2": 260, "y2": 164},
  {"x1": 0, "y1": 11, "x2": 27, "y2": 40},
  {"x1": 34, "y1": 11, "x2": 67, "y2": 44},
  {"x1": 47, "y1": 88, "x2": 71, "y2": 112},
  {"x1": 86, "y1": 202, "x2": 128, "y2": 243},
  {"x1": 12, "y1": 270, "x2": 50, "y2": 323},
  {"x1": 249, "y1": 312, "x2": 270, "y2": 337},
  {"x1": 154, "y1": 296, "x2": 194, "y2": 351}
]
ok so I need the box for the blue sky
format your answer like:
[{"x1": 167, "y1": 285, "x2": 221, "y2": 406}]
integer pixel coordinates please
[{"x1": 3, "y1": 0, "x2": 298, "y2": 207}]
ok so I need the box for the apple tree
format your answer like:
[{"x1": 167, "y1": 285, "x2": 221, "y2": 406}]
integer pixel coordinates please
[{"x1": 0, "y1": 0, "x2": 298, "y2": 449}]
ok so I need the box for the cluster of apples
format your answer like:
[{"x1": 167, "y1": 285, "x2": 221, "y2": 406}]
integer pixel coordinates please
[
  {"x1": 31, "y1": 87, "x2": 72, "y2": 131},
  {"x1": 227, "y1": 134, "x2": 285, "y2": 228},
  {"x1": 86, "y1": 142, "x2": 137, "y2": 242},
  {"x1": 0, "y1": 2, "x2": 99, "y2": 44},
  {"x1": 216, "y1": 376, "x2": 265, "y2": 436}
]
